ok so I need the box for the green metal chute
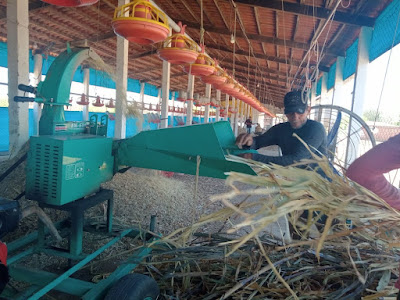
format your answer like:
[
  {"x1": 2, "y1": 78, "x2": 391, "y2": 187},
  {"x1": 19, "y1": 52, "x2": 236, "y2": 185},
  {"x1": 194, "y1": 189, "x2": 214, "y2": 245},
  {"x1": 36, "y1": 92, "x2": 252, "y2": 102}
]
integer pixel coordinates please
[{"x1": 114, "y1": 121, "x2": 257, "y2": 179}]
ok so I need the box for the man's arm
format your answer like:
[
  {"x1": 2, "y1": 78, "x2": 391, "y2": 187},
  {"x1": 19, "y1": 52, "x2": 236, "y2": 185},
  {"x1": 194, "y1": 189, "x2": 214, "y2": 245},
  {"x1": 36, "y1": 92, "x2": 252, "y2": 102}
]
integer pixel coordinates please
[
  {"x1": 252, "y1": 124, "x2": 280, "y2": 149},
  {"x1": 346, "y1": 134, "x2": 400, "y2": 209},
  {"x1": 251, "y1": 122, "x2": 326, "y2": 166}
]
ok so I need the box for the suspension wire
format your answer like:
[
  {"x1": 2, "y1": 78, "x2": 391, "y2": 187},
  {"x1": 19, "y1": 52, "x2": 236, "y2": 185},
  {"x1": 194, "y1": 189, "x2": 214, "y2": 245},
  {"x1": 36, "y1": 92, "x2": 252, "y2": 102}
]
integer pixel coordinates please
[
  {"x1": 373, "y1": 4, "x2": 400, "y2": 127},
  {"x1": 232, "y1": 8, "x2": 237, "y2": 79},
  {"x1": 230, "y1": 0, "x2": 279, "y2": 109},
  {"x1": 247, "y1": 46, "x2": 250, "y2": 87},
  {"x1": 280, "y1": 0, "x2": 290, "y2": 88},
  {"x1": 200, "y1": 0, "x2": 205, "y2": 46},
  {"x1": 290, "y1": 0, "x2": 342, "y2": 92}
]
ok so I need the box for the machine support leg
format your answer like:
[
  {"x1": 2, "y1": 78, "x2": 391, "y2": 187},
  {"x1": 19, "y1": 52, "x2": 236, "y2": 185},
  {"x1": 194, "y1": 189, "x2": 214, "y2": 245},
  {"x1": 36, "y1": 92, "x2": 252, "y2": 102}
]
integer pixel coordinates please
[
  {"x1": 70, "y1": 208, "x2": 84, "y2": 256},
  {"x1": 107, "y1": 198, "x2": 113, "y2": 233}
]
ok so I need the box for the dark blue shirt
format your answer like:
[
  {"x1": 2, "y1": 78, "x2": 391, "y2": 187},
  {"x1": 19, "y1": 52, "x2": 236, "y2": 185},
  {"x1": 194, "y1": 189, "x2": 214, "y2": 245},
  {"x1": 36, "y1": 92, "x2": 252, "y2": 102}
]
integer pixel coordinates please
[{"x1": 251, "y1": 119, "x2": 327, "y2": 166}]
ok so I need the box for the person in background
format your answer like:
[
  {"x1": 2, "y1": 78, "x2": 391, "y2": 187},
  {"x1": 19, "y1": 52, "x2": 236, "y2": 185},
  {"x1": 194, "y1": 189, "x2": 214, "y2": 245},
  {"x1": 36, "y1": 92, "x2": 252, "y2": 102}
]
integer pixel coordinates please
[
  {"x1": 346, "y1": 133, "x2": 400, "y2": 210},
  {"x1": 236, "y1": 90, "x2": 327, "y2": 167},
  {"x1": 254, "y1": 123, "x2": 263, "y2": 135},
  {"x1": 245, "y1": 117, "x2": 252, "y2": 134}
]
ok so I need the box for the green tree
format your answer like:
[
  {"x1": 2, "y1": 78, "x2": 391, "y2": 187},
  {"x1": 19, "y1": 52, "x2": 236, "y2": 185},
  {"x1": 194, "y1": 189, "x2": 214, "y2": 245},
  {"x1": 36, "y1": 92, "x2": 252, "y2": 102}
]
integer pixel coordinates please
[{"x1": 363, "y1": 109, "x2": 382, "y2": 122}]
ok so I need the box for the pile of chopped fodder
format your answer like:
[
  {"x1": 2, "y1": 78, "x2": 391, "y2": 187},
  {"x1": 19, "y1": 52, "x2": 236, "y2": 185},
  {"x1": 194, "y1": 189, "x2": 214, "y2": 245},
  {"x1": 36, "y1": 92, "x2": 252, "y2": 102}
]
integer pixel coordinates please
[
  {"x1": 99, "y1": 170, "x2": 199, "y2": 235},
  {"x1": 136, "y1": 154, "x2": 400, "y2": 299}
]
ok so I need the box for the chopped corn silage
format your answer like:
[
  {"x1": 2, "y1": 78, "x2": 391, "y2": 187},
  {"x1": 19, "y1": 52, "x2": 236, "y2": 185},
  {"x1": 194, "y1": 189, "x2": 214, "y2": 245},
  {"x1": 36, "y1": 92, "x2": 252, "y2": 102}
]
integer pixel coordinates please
[
  {"x1": 142, "y1": 154, "x2": 400, "y2": 300},
  {"x1": 100, "y1": 170, "x2": 205, "y2": 235}
]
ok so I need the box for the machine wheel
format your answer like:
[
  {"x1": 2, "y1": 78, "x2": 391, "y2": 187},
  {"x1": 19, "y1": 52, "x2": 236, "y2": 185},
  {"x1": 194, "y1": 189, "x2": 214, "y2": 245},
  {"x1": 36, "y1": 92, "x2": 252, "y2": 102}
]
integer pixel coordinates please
[
  {"x1": 309, "y1": 105, "x2": 376, "y2": 170},
  {"x1": 104, "y1": 273, "x2": 159, "y2": 300}
]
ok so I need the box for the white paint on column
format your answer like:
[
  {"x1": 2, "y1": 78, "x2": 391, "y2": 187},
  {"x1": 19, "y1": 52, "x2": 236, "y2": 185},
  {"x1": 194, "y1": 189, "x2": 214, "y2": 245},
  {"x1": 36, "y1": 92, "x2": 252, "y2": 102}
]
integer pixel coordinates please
[
  {"x1": 171, "y1": 91, "x2": 175, "y2": 126},
  {"x1": 7, "y1": 0, "x2": 29, "y2": 155},
  {"x1": 332, "y1": 56, "x2": 345, "y2": 108},
  {"x1": 204, "y1": 84, "x2": 211, "y2": 123},
  {"x1": 230, "y1": 96, "x2": 235, "y2": 130},
  {"x1": 186, "y1": 74, "x2": 194, "y2": 125},
  {"x1": 346, "y1": 27, "x2": 372, "y2": 167},
  {"x1": 160, "y1": 58, "x2": 170, "y2": 128},
  {"x1": 215, "y1": 89, "x2": 221, "y2": 122},
  {"x1": 82, "y1": 67, "x2": 90, "y2": 121},
  {"x1": 310, "y1": 81, "x2": 317, "y2": 107},
  {"x1": 225, "y1": 94, "x2": 229, "y2": 122},
  {"x1": 32, "y1": 52, "x2": 43, "y2": 136},
  {"x1": 234, "y1": 99, "x2": 239, "y2": 136},
  {"x1": 114, "y1": 0, "x2": 129, "y2": 139},
  {"x1": 137, "y1": 81, "x2": 145, "y2": 132},
  {"x1": 320, "y1": 72, "x2": 329, "y2": 105}
]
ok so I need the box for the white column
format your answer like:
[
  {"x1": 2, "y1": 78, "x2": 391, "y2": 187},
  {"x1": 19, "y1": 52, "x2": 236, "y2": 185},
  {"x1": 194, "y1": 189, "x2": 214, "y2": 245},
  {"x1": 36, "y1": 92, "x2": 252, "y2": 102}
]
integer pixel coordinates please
[
  {"x1": 230, "y1": 97, "x2": 235, "y2": 130},
  {"x1": 7, "y1": 0, "x2": 29, "y2": 155},
  {"x1": 82, "y1": 67, "x2": 90, "y2": 121},
  {"x1": 332, "y1": 56, "x2": 345, "y2": 108},
  {"x1": 32, "y1": 51, "x2": 43, "y2": 136},
  {"x1": 215, "y1": 89, "x2": 221, "y2": 122},
  {"x1": 171, "y1": 91, "x2": 175, "y2": 127},
  {"x1": 225, "y1": 94, "x2": 229, "y2": 122},
  {"x1": 351, "y1": 27, "x2": 372, "y2": 120},
  {"x1": 138, "y1": 81, "x2": 145, "y2": 132},
  {"x1": 114, "y1": 0, "x2": 129, "y2": 139},
  {"x1": 186, "y1": 74, "x2": 194, "y2": 125},
  {"x1": 234, "y1": 99, "x2": 239, "y2": 136},
  {"x1": 320, "y1": 72, "x2": 329, "y2": 105},
  {"x1": 204, "y1": 84, "x2": 211, "y2": 123},
  {"x1": 160, "y1": 59, "x2": 170, "y2": 129},
  {"x1": 346, "y1": 27, "x2": 372, "y2": 167},
  {"x1": 310, "y1": 81, "x2": 317, "y2": 107}
]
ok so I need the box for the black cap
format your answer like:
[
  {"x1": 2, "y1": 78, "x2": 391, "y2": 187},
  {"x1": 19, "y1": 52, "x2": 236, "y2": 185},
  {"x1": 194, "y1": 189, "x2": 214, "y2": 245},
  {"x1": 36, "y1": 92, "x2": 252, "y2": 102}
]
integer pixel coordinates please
[{"x1": 284, "y1": 91, "x2": 307, "y2": 114}]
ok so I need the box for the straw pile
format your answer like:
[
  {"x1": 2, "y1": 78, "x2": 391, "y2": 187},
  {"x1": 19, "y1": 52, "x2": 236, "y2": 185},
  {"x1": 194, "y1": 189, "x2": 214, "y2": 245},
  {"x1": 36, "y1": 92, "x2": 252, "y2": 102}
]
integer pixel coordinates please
[{"x1": 140, "y1": 151, "x2": 400, "y2": 299}]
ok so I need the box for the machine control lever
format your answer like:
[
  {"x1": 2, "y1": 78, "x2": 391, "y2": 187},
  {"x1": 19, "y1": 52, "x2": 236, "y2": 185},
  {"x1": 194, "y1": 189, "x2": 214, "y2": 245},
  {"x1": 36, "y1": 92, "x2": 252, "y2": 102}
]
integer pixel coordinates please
[
  {"x1": 14, "y1": 96, "x2": 36, "y2": 102},
  {"x1": 17, "y1": 84, "x2": 37, "y2": 94}
]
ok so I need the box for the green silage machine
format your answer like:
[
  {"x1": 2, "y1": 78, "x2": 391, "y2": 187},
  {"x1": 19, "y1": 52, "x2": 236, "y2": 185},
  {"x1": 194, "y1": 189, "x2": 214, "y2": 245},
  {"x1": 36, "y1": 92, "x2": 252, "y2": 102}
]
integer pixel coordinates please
[{"x1": 0, "y1": 46, "x2": 256, "y2": 299}]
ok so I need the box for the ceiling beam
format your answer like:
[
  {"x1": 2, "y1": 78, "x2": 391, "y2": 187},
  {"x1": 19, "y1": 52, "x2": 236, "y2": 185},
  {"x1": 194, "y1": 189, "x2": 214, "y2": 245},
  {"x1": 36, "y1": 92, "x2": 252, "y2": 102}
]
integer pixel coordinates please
[
  {"x1": 206, "y1": 44, "x2": 317, "y2": 68},
  {"x1": 0, "y1": 2, "x2": 50, "y2": 20},
  {"x1": 184, "y1": 21, "x2": 343, "y2": 56},
  {"x1": 231, "y1": 0, "x2": 375, "y2": 27}
]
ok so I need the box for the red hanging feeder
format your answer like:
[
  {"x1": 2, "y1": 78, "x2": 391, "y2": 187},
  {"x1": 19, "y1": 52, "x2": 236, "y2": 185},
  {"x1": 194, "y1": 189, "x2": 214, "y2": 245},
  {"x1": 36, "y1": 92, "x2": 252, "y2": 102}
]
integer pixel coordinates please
[
  {"x1": 106, "y1": 99, "x2": 115, "y2": 108},
  {"x1": 112, "y1": 0, "x2": 170, "y2": 45},
  {"x1": 42, "y1": 0, "x2": 98, "y2": 6},
  {"x1": 158, "y1": 22, "x2": 199, "y2": 64},
  {"x1": 201, "y1": 61, "x2": 226, "y2": 86},
  {"x1": 92, "y1": 96, "x2": 104, "y2": 107},
  {"x1": 182, "y1": 45, "x2": 215, "y2": 76},
  {"x1": 77, "y1": 93, "x2": 89, "y2": 105}
]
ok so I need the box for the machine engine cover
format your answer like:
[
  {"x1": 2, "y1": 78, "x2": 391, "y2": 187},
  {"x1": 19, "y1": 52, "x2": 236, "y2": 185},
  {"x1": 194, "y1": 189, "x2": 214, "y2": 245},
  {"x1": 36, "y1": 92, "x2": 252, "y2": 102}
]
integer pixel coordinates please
[{"x1": 26, "y1": 135, "x2": 114, "y2": 205}]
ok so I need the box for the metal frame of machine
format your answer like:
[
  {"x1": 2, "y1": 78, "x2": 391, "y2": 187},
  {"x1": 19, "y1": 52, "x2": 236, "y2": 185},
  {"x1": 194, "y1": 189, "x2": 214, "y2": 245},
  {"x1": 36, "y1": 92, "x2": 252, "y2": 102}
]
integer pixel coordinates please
[{"x1": 1, "y1": 46, "x2": 255, "y2": 299}]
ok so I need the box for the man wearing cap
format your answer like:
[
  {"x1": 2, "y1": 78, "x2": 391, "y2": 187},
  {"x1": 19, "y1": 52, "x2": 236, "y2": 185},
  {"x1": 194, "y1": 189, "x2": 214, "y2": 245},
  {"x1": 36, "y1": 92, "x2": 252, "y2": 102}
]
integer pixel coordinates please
[{"x1": 236, "y1": 90, "x2": 327, "y2": 167}]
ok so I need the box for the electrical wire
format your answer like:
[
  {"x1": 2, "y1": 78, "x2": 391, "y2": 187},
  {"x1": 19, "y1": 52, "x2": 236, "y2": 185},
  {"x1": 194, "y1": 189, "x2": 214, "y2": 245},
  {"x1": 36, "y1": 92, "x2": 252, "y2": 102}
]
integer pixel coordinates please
[{"x1": 290, "y1": 0, "x2": 342, "y2": 97}]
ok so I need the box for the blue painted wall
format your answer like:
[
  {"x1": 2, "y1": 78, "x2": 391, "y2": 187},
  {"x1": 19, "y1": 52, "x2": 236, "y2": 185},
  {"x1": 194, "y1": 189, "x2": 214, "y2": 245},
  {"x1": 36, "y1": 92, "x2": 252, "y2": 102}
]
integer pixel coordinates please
[{"x1": 0, "y1": 107, "x2": 212, "y2": 152}]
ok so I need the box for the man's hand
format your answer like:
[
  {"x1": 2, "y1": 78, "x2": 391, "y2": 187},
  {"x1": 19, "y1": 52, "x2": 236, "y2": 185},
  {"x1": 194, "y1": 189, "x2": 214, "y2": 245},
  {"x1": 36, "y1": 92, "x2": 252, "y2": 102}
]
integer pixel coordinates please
[
  {"x1": 236, "y1": 133, "x2": 253, "y2": 149},
  {"x1": 238, "y1": 152, "x2": 253, "y2": 159}
]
